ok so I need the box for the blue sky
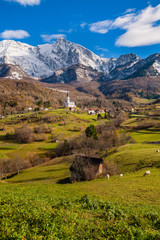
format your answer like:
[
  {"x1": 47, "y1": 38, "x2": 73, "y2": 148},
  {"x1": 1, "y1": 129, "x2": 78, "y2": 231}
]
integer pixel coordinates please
[{"x1": 1, "y1": 0, "x2": 160, "y2": 58}]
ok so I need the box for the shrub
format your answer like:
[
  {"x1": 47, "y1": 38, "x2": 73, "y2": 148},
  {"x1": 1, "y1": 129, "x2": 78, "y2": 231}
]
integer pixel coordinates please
[
  {"x1": 55, "y1": 139, "x2": 73, "y2": 157},
  {"x1": 26, "y1": 152, "x2": 41, "y2": 167},
  {"x1": 14, "y1": 125, "x2": 34, "y2": 143},
  {"x1": 105, "y1": 160, "x2": 119, "y2": 175},
  {"x1": 51, "y1": 133, "x2": 59, "y2": 142},
  {"x1": 85, "y1": 124, "x2": 97, "y2": 140},
  {"x1": 5, "y1": 132, "x2": 14, "y2": 140},
  {"x1": 34, "y1": 124, "x2": 52, "y2": 134},
  {"x1": 34, "y1": 134, "x2": 48, "y2": 142},
  {"x1": 97, "y1": 113, "x2": 102, "y2": 120}
]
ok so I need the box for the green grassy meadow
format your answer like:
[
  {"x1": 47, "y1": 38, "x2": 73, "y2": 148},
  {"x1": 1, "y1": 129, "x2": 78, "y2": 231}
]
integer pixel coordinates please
[
  {"x1": 3, "y1": 167, "x2": 160, "y2": 206},
  {"x1": 0, "y1": 110, "x2": 104, "y2": 160},
  {"x1": 0, "y1": 168, "x2": 160, "y2": 239},
  {"x1": 0, "y1": 109, "x2": 160, "y2": 239}
]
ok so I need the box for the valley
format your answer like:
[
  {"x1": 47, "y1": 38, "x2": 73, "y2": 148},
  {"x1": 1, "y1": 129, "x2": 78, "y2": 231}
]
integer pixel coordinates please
[{"x1": 0, "y1": 38, "x2": 160, "y2": 239}]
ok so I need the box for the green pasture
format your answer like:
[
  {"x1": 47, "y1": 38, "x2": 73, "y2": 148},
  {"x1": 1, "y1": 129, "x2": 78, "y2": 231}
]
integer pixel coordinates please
[
  {"x1": 6, "y1": 162, "x2": 70, "y2": 184},
  {"x1": 0, "y1": 143, "x2": 20, "y2": 159},
  {"x1": 129, "y1": 129, "x2": 160, "y2": 143},
  {"x1": 1, "y1": 176, "x2": 160, "y2": 239},
  {"x1": 106, "y1": 144, "x2": 160, "y2": 172},
  {"x1": 0, "y1": 110, "x2": 107, "y2": 160},
  {"x1": 1, "y1": 109, "x2": 160, "y2": 239},
  {"x1": 3, "y1": 167, "x2": 160, "y2": 206},
  {"x1": 7, "y1": 141, "x2": 58, "y2": 159}
]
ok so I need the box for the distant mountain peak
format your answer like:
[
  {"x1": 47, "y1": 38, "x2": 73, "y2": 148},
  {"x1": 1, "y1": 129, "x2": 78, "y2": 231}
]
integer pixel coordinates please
[{"x1": 0, "y1": 38, "x2": 160, "y2": 82}]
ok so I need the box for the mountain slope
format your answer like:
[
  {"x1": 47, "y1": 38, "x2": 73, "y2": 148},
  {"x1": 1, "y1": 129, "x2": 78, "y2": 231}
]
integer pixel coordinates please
[
  {"x1": 1, "y1": 38, "x2": 160, "y2": 84},
  {"x1": 0, "y1": 63, "x2": 31, "y2": 79},
  {"x1": 0, "y1": 38, "x2": 140, "y2": 80},
  {"x1": 41, "y1": 64, "x2": 103, "y2": 83},
  {"x1": 0, "y1": 40, "x2": 53, "y2": 78},
  {"x1": 100, "y1": 76, "x2": 160, "y2": 100},
  {"x1": 0, "y1": 38, "x2": 112, "y2": 78}
]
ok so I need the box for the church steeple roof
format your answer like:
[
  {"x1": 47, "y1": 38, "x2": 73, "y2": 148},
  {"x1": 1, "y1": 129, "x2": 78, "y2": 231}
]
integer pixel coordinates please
[{"x1": 64, "y1": 92, "x2": 76, "y2": 108}]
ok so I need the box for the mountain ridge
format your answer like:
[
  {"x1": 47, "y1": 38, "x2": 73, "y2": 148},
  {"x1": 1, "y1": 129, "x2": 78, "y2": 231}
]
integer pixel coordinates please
[{"x1": 0, "y1": 38, "x2": 160, "y2": 84}]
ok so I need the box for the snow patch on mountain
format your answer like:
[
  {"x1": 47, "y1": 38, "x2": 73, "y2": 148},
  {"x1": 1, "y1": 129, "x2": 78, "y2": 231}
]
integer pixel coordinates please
[
  {"x1": 0, "y1": 38, "x2": 141, "y2": 80},
  {"x1": 153, "y1": 60, "x2": 160, "y2": 74}
]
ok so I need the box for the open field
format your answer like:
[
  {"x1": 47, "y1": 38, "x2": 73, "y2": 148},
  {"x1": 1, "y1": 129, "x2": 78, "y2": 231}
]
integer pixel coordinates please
[
  {"x1": 1, "y1": 107, "x2": 160, "y2": 239},
  {"x1": 106, "y1": 143, "x2": 160, "y2": 172},
  {"x1": 0, "y1": 110, "x2": 106, "y2": 160},
  {"x1": 0, "y1": 168, "x2": 160, "y2": 239},
  {"x1": 3, "y1": 166, "x2": 160, "y2": 206}
]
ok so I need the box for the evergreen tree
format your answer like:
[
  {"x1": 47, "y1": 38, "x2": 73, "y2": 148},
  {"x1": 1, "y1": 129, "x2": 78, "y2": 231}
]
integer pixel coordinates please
[
  {"x1": 85, "y1": 124, "x2": 97, "y2": 140},
  {"x1": 104, "y1": 111, "x2": 107, "y2": 119},
  {"x1": 97, "y1": 113, "x2": 102, "y2": 120}
]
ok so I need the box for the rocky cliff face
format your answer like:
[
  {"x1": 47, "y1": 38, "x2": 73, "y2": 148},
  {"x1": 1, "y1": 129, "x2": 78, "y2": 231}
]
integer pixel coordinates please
[
  {"x1": 42, "y1": 64, "x2": 103, "y2": 83},
  {"x1": 0, "y1": 63, "x2": 30, "y2": 79}
]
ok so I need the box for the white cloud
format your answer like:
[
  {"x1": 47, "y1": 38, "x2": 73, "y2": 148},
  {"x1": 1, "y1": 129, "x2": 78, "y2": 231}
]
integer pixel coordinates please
[
  {"x1": 112, "y1": 14, "x2": 135, "y2": 29},
  {"x1": 58, "y1": 28, "x2": 73, "y2": 33},
  {"x1": 89, "y1": 4, "x2": 160, "y2": 47},
  {"x1": 115, "y1": 4, "x2": 160, "y2": 47},
  {"x1": 41, "y1": 34, "x2": 66, "y2": 42},
  {"x1": 0, "y1": 30, "x2": 30, "y2": 39},
  {"x1": 80, "y1": 22, "x2": 87, "y2": 29},
  {"x1": 89, "y1": 20, "x2": 113, "y2": 34},
  {"x1": 5, "y1": 0, "x2": 40, "y2": 6},
  {"x1": 124, "y1": 8, "x2": 136, "y2": 14},
  {"x1": 95, "y1": 46, "x2": 109, "y2": 52}
]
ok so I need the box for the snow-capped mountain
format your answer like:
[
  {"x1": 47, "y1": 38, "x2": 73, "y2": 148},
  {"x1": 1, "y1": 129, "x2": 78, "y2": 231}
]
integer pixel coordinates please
[
  {"x1": 0, "y1": 38, "x2": 160, "y2": 82},
  {"x1": 0, "y1": 40, "x2": 53, "y2": 78},
  {"x1": 0, "y1": 38, "x2": 139, "y2": 79},
  {"x1": 0, "y1": 38, "x2": 113, "y2": 78}
]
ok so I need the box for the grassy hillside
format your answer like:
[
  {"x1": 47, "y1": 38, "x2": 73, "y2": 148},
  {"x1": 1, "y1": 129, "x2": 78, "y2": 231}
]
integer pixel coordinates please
[
  {"x1": 0, "y1": 102, "x2": 160, "y2": 239},
  {"x1": 0, "y1": 79, "x2": 114, "y2": 116},
  {"x1": 0, "y1": 169, "x2": 160, "y2": 239},
  {"x1": 106, "y1": 144, "x2": 160, "y2": 172},
  {"x1": 100, "y1": 76, "x2": 160, "y2": 101},
  {"x1": 0, "y1": 110, "x2": 108, "y2": 162},
  {"x1": 3, "y1": 165, "x2": 160, "y2": 206}
]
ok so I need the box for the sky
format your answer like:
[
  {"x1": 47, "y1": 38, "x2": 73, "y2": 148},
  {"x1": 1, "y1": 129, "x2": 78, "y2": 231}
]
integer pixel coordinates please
[{"x1": 1, "y1": 0, "x2": 160, "y2": 58}]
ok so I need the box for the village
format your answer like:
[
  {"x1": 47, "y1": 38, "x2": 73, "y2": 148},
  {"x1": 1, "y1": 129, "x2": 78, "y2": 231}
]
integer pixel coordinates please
[{"x1": 0, "y1": 91, "x2": 136, "y2": 119}]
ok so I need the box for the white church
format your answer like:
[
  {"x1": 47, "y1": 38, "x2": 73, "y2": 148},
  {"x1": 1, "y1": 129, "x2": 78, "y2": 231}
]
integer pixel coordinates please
[{"x1": 64, "y1": 92, "x2": 76, "y2": 109}]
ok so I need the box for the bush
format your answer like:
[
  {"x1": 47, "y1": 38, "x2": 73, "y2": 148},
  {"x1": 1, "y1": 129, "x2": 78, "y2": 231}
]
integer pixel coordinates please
[
  {"x1": 97, "y1": 113, "x2": 102, "y2": 120},
  {"x1": 85, "y1": 124, "x2": 98, "y2": 140},
  {"x1": 34, "y1": 134, "x2": 48, "y2": 142},
  {"x1": 26, "y1": 152, "x2": 41, "y2": 167},
  {"x1": 14, "y1": 125, "x2": 34, "y2": 143},
  {"x1": 5, "y1": 132, "x2": 14, "y2": 140},
  {"x1": 105, "y1": 160, "x2": 119, "y2": 175},
  {"x1": 51, "y1": 133, "x2": 59, "y2": 142},
  {"x1": 55, "y1": 139, "x2": 73, "y2": 157},
  {"x1": 34, "y1": 124, "x2": 52, "y2": 134}
]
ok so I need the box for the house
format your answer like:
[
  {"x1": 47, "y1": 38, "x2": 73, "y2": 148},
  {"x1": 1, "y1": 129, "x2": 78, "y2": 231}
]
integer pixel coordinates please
[
  {"x1": 64, "y1": 92, "x2": 76, "y2": 109},
  {"x1": 70, "y1": 155, "x2": 107, "y2": 183},
  {"x1": 95, "y1": 108, "x2": 105, "y2": 114},
  {"x1": 88, "y1": 109, "x2": 96, "y2": 115}
]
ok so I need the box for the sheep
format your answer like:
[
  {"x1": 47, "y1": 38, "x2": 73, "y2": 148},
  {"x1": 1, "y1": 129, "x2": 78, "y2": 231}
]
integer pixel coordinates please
[
  {"x1": 119, "y1": 174, "x2": 123, "y2": 179},
  {"x1": 143, "y1": 170, "x2": 150, "y2": 176},
  {"x1": 157, "y1": 150, "x2": 160, "y2": 153},
  {"x1": 106, "y1": 174, "x2": 110, "y2": 180}
]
